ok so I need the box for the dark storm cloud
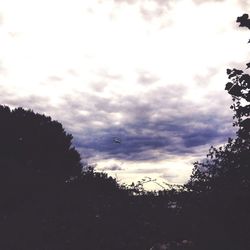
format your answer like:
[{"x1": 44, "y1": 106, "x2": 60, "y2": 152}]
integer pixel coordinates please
[
  {"x1": 55, "y1": 84, "x2": 235, "y2": 162},
  {"x1": 182, "y1": 126, "x2": 221, "y2": 147},
  {"x1": 89, "y1": 117, "x2": 229, "y2": 161}
]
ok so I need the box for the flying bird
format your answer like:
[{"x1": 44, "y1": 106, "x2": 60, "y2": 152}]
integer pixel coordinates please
[{"x1": 113, "y1": 137, "x2": 121, "y2": 144}]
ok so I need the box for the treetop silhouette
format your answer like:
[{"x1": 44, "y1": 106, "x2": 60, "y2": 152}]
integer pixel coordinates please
[
  {"x1": 0, "y1": 105, "x2": 82, "y2": 187},
  {"x1": 186, "y1": 14, "x2": 250, "y2": 194}
]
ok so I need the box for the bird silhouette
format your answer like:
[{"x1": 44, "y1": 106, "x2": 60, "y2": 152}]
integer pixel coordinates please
[{"x1": 113, "y1": 137, "x2": 121, "y2": 144}]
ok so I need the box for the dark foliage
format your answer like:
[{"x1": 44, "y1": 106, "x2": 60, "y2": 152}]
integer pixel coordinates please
[
  {"x1": 0, "y1": 106, "x2": 186, "y2": 250},
  {"x1": 0, "y1": 106, "x2": 83, "y2": 211}
]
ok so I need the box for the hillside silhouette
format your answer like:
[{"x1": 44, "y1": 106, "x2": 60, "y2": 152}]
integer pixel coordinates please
[{"x1": 1, "y1": 14, "x2": 250, "y2": 250}]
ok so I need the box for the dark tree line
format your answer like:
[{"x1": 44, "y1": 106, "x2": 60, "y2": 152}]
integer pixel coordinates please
[{"x1": 0, "y1": 106, "x2": 185, "y2": 250}]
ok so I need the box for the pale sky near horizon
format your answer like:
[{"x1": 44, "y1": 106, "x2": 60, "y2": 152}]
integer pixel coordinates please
[{"x1": 0, "y1": 0, "x2": 250, "y2": 189}]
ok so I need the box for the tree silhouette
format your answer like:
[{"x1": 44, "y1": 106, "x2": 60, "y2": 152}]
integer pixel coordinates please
[
  {"x1": 0, "y1": 105, "x2": 82, "y2": 182},
  {"x1": 184, "y1": 14, "x2": 250, "y2": 249},
  {"x1": 187, "y1": 14, "x2": 250, "y2": 193},
  {"x1": 0, "y1": 106, "x2": 83, "y2": 241}
]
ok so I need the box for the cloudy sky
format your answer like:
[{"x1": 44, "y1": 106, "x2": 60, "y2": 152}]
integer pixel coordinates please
[{"x1": 0, "y1": 0, "x2": 250, "y2": 189}]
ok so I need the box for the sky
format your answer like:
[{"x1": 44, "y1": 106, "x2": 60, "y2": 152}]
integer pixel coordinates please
[{"x1": 0, "y1": 0, "x2": 250, "y2": 189}]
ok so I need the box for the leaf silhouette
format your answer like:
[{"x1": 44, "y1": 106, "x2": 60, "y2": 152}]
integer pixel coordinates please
[
  {"x1": 237, "y1": 13, "x2": 250, "y2": 29},
  {"x1": 228, "y1": 85, "x2": 242, "y2": 97},
  {"x1": 225, "y1": 82, "x2": 233, "y2": 90}
]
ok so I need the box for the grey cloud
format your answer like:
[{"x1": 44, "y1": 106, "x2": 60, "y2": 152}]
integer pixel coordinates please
[
  {"x1": 192, "y1": 0, "x2": 224, "y2": 4},
  {"x1": 227, "y1": 61, "x2": 248, "y2": 71},
  {"x1": 67, "y1": 69, "x2": 79, "y2": 76},
  {"x1": 48, "y1": 76, "x2": 63, "y2": 82},
  {"x1": 140, "y1": 5, "x2": 166, "y2": 22},
  {"x1": 98, "y1": 69, "x2": 122, "y2": 81},
  {"x1": 56, "y1": 85, "x2": 235, "y2": 163},
  {"x1": 139, "y1": 1, "x2": 173, "y2": 22},
  {"x1": 0, "y1": 86, "x2": 53, "y2": 115},
  {"x1": 88, "y1": 70, "x2": 122, "y2": 92},
  {"x1": 8, "y1": 32, "x2": 22, "y2": 38},
  {"x1": 194, "y1": 68, "x2": 219, "y2": 87},
  {"x1": 137, "y1": 71, "x2": 159, "y2": 85},
  {"x1": 0, "y1": 82, "x2": 236, "y2": 164},
  {"x1": 113, "y1": 0, "x2": 137, "y2": 4},
  {"x1": 41, "y1": 76, "x2": 64, "y2": 87},
  {"x1": 161, "y1": 173, "x2": 178, "y2": 182},
  {"x1": 90, "y1": 81, "x2": 108, "y2": 92},
  {"x1": 101, "y1": 164, "x2": 123, "y2": 171},
  {"x1": 112, "y1": 0, "x2": 173, "y2": 22},
  {"x1": 237, "y1": 0, "x2": 250, "y2": 9},
  {"x1": 129, "y1": 168, "x2": 168, "y2": 174},
  {"x1": 5, "y1": 97, "x2": 51, "y2": 114},
  {"x1": 113, "y1": 0, "x2": 171, "y2": 6},
  {"x1": 182, "y1": 126, "x2": 222, "y2": 147}
]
